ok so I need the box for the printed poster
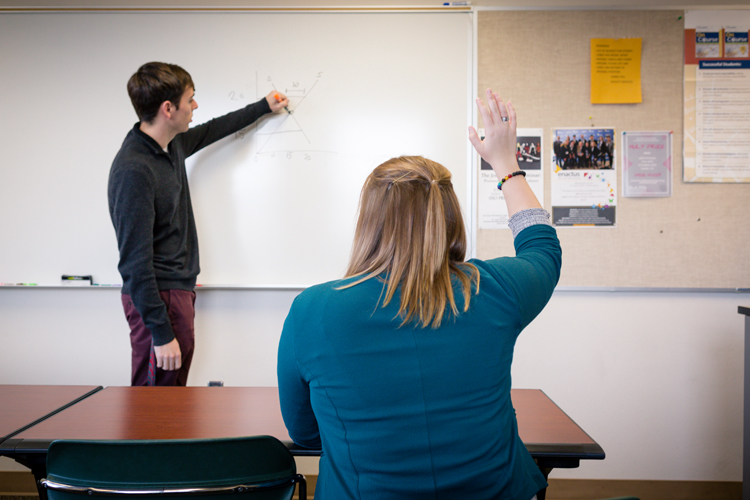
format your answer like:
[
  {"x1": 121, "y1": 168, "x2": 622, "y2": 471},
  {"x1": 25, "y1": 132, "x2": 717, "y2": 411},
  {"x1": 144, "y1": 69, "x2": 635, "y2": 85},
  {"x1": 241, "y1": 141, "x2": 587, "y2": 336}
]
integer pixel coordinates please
[
  {"x1": 478, "y1": 129, "x2": 544, "y2": 229},
  {"x1": 551, "y1": 127, "x2": 616, "y2": 227},
  {"x1": 684, "y1": 11, "x2": 750, "y2": 183},
  {"x1": 622, "y1": 131, "x2": 673, "y2": 197}
]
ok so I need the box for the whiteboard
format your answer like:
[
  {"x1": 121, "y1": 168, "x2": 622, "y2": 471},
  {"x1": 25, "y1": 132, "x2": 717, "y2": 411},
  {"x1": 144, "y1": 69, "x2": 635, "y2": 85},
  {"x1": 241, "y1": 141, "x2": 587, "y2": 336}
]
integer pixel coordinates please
[{"x1": 0, "y1": 10, "x2": 473, "y2": 286}]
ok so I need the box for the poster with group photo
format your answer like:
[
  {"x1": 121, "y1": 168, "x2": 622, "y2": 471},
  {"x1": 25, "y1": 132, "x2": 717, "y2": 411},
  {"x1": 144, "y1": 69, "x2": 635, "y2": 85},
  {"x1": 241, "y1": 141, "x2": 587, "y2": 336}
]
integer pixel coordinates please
[
  {"x1": 551, "y1": 127, "x2": 616, "y2": 227},
  {"x1": 478, "y1": 129, "x2": 544, "y2": 229}
]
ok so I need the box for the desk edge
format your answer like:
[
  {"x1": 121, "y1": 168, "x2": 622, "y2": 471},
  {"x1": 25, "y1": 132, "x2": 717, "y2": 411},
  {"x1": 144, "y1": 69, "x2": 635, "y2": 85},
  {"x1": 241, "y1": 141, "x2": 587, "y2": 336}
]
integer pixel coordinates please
[{"x1": 3, "y1": 386, "x2": 103, "y2": 441}]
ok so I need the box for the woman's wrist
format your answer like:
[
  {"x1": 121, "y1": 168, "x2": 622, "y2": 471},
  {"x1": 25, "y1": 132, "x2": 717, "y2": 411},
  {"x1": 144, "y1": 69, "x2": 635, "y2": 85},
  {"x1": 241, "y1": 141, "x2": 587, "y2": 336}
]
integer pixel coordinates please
[
  {"x1": 491, "y1": 158, "x2": 521, "y2": 180},
  {"x1": 497, "y1": 170, "x2": 526, "y2": 190}
]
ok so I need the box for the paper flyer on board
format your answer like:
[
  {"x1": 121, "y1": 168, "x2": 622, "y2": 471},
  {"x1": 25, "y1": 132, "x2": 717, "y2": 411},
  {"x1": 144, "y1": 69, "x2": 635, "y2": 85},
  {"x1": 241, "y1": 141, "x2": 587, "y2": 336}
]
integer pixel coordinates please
[
  {"x1": 622, "y1": 131, "x2": 673, "y2": 197},
  {"x1": 478, "y1": 128, "x2": 544, "y2": 229},
  {"x1": 590, "y1": 38, "x2": 643, "y2": 104},
  {"x1": 684, "y1": 11, "x2": 750, "y2": 183},
  {"x1": 551, "y1": 127, "x2": 616, "y2": 227}
]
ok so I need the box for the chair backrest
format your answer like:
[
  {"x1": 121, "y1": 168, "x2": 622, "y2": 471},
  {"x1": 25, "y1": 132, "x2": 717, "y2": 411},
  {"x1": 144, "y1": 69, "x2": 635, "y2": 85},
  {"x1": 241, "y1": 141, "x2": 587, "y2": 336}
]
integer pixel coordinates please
[{"x1": 41, "y1": 435, "x2": 305, "y2": 500}]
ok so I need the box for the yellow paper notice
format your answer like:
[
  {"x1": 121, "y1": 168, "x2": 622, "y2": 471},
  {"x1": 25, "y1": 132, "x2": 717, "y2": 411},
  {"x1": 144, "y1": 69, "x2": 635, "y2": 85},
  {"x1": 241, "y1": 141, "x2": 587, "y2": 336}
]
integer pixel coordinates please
[{"x1": 591, "y1": 38, "x2": 642, "y2": 104}]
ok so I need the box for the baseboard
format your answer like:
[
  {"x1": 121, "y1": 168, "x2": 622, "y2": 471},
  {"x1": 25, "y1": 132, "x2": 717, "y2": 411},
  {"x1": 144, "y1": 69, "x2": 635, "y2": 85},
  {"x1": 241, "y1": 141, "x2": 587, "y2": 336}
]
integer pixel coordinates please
[
  {"x1": 0, "y1": 471, "x2": 741, "y2": 500},
  {"x1": 545, "y1": 478, "x2": 742, "y2": 500},
  {"x1": 0, "y1": 471, "x2": 36, "y2": 495},
  {"x1": 298, "y1": 476, "x2": 740, "y2": 500}
]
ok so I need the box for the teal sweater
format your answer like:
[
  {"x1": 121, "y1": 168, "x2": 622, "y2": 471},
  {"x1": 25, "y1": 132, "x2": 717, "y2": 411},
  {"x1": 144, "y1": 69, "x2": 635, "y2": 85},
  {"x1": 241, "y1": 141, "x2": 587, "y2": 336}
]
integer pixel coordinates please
[{"x1": 278, "y1": 223, "x2": 561, "y2": 500}]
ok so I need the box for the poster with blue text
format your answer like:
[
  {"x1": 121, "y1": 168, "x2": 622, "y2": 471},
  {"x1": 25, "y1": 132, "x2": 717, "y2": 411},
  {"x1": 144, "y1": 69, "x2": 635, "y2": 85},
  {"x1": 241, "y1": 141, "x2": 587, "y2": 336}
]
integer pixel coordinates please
[{"x1": 684, "y1": 10, "x2": 750, "y2": 183}]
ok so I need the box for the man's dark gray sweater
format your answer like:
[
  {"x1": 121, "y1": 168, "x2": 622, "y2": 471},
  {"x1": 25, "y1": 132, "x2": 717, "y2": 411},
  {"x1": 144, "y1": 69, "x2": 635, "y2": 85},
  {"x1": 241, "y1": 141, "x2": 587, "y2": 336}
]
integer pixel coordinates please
[{"x1": 108, "y1": 98, "x2": 271, "y2": 346}]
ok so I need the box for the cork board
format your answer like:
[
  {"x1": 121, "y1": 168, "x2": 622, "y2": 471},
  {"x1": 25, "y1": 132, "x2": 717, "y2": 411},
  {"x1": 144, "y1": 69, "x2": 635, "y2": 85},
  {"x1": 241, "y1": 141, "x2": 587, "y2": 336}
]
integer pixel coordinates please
[{"x1": 476, "y1": 9, "x2": 750, "y2": 289}]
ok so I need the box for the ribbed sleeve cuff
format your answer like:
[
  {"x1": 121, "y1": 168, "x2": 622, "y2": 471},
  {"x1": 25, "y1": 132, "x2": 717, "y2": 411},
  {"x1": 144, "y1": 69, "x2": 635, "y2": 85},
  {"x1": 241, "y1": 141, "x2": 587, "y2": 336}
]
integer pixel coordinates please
[{"x1": 508, "y1": 208, "x2": 552, "y2": 239}]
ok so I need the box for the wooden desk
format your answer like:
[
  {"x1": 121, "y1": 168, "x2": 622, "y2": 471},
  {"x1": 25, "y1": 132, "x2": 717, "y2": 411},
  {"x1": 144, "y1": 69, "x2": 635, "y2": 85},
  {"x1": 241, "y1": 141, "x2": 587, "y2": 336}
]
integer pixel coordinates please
[
  {"x1": 1, "y1": 386, "x2": 603, "y2": 499},
  {"x1": 513, "y1": 388, "x2": 604, "y2": 463},
  {"x1": 2, "y1": 387, "x2": 602, "y2": 458},
  {"x1": 0, "y1": 385, "x2": 102, "y2": 443},
  {"x1": 2, "y1": 386, "x2": 289, "y2": 449}
]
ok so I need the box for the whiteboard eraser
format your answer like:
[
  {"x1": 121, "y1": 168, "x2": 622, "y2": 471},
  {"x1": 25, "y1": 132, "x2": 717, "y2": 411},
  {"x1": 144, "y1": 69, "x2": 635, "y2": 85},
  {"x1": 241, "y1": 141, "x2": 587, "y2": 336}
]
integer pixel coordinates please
[{"x1": 62, "y1": 275, "x2": 92, "y2": 286}]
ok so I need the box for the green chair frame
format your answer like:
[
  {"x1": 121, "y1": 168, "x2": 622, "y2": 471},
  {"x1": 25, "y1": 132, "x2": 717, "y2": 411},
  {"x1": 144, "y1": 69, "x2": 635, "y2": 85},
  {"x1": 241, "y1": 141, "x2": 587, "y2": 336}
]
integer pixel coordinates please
[{"x1": 40, "y1": 435, "x2": 305, "y2": 500}]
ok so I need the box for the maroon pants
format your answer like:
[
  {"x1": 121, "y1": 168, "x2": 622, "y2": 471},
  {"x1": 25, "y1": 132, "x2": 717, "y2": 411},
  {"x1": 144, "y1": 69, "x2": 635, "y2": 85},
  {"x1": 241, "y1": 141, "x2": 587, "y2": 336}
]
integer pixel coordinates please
[{"x1": 121, "y1": 290, "x2": 196, "y2": 387}]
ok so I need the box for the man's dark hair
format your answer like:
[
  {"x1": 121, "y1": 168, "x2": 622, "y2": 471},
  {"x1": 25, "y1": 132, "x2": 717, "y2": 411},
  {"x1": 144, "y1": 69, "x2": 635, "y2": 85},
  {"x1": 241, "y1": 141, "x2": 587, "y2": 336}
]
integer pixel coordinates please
[{"x1": 127, "y1": 62, "x2": 194, "y2": 124}]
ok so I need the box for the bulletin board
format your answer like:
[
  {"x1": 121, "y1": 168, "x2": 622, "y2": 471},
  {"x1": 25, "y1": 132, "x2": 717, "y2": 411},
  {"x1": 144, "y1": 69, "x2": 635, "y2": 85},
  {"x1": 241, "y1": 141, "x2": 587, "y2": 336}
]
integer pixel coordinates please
[{"x1": 475, "y1": 9, "x2": 750, "y2": 289}]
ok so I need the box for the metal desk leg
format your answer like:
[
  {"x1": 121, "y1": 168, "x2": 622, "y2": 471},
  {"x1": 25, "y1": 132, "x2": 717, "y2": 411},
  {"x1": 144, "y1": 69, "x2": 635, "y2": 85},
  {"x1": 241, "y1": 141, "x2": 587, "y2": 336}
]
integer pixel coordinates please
[
  {"x1": 535, "y1": 457, "x2": 580, "y2": 500},
  {"x1": 536, "y1": 465, "x2": 552, "y2": 500}
]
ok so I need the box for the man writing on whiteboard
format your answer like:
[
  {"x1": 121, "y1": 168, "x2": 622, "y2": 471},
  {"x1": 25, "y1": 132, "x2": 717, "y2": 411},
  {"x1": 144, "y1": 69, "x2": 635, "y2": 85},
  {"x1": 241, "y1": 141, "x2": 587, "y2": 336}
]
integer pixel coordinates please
[{"x1": 108, "y1": 62, "x2": 289, "y2": 386}]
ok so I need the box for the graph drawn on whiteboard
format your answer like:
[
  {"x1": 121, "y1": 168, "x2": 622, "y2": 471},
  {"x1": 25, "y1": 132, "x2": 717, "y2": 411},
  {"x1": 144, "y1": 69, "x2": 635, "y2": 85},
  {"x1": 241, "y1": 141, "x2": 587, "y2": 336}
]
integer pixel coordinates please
[{"x1": 234, "y1": 72, "x2": 337, "y2": 162}]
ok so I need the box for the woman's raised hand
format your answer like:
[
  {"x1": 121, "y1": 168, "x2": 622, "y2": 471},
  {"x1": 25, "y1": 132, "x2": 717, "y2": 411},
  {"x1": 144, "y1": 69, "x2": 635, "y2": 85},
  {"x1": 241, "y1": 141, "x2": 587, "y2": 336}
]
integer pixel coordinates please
[
  {"x1": 468, "y1": 89, "x2": 541, "y2": 215},
  {"x1": 468, "y1": 89, "x2": 519, "y2": 180}
]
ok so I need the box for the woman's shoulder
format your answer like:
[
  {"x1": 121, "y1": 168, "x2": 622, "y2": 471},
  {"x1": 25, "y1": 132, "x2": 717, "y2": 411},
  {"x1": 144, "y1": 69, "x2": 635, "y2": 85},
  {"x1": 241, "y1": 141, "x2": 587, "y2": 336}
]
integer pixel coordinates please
[
  {"x1": 293, "y1": 275, "x2": 376, "y2": 307},
  {"x1": 295, "y1": 278, "x2": 339, "y2": 301}
]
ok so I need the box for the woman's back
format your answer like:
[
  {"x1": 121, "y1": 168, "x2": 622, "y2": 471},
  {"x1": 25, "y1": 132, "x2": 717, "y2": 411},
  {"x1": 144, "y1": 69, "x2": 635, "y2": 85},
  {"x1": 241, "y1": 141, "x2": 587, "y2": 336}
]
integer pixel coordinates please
[{"x1": 278, "y1": 223, "x2": 560, "y2": 499}]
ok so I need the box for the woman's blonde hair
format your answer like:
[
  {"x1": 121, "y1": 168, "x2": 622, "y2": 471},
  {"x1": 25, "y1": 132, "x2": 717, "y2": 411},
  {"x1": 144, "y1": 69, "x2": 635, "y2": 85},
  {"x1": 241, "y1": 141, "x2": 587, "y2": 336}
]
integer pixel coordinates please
[{"x1": 342, "y1": 156, "x2": 479, "y2": 328}]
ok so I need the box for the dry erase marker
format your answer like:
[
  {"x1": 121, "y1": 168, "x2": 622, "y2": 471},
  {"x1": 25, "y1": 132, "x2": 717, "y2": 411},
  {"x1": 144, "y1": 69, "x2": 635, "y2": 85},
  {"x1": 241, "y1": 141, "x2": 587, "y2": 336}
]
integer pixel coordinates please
[{"x1": 274, "y1": 93, "x2": 292, "y2": 114}]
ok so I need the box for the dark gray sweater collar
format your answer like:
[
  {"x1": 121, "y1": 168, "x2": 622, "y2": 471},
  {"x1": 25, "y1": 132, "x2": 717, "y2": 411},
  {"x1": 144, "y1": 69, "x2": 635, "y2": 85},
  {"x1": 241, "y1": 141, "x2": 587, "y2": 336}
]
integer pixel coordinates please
[{"x1": 131, "y1": 122, "x2": 171, "y2": 156}]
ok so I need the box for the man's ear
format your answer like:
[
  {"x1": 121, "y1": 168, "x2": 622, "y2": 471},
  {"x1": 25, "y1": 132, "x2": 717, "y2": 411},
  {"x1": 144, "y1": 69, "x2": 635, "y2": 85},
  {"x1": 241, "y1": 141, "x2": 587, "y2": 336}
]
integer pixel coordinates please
[{"x1": 160, "y1": 100, "x2": 174, "y2": 120}]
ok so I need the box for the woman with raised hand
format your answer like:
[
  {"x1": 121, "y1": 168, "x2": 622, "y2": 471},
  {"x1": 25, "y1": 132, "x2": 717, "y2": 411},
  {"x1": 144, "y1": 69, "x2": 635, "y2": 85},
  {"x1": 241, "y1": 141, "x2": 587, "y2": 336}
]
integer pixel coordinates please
[{"x1": 278, "y1": 89, "x2": 561, "y2": 500}]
